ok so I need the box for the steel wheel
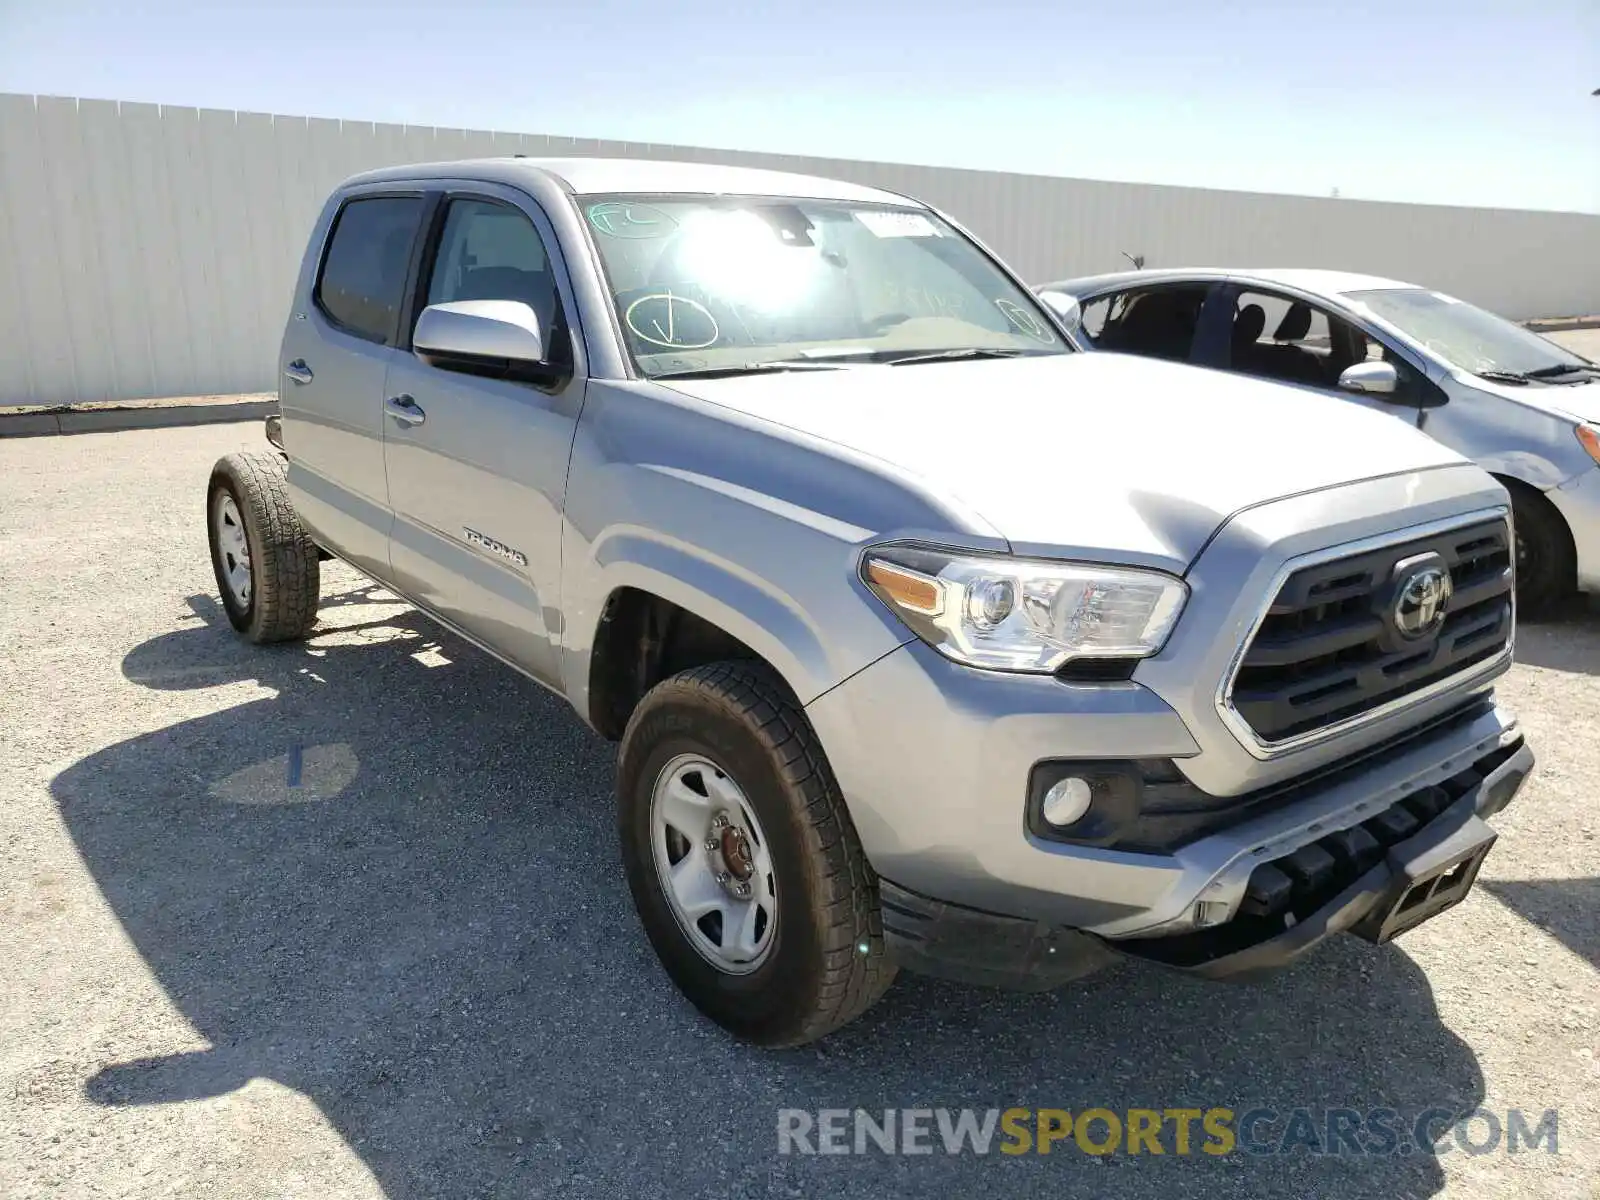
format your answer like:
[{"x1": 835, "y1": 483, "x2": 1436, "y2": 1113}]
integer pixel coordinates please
[
  {"x1": 211, "y1": 491, "x2": 252, "y2": 609},
  {"x1": 649, "y1": 752, "x2": 778, "y2": 974}
]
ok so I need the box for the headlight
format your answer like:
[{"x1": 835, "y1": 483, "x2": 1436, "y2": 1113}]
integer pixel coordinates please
[
  {"x1": 861, "y1": 545, "x2": 1188, "y2": 672},
  {"x1": 1577, "y1": 424, "x2": 1600, "y2": 467}
]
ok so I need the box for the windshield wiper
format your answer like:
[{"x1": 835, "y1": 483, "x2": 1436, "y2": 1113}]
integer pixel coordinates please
[
  {"x1": 1476, "y1": 364, "x2": 1597, "y2": 385},
  {"x1": 652, "y1": 360, "x2": 845, "y2": 380},
  {"x1": 1523, "y1": 362, "x2": 1599, "y2": 379},
  {"x1": 883, "y1": 347, "x2": 1040, "y2": 367}
]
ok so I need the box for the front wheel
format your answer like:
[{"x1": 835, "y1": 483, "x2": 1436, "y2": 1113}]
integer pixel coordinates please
[
  {"x1": 618, "y1": 661, "x2": 896, "y2": 1046},
  {"x1": 207, "y1": 451, "x2": 320, "y2": 643},
  {"x1": 1504, "y1": 480, "x2": 1576, "y2": 619}
]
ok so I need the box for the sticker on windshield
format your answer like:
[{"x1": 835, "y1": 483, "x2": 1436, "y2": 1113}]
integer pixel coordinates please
[
  {"x1": 625, "y1": 293, "x2": 720, "y2": 350},
  {"x1": 854, "y1": 211, "x2": 941, "y2": 238},
  {"x1": 995, "y1": 299, "x2": 1057, "y2": 344},
  {"x1": 588, "y1": 202, "x2": 677, "y2": 239}
]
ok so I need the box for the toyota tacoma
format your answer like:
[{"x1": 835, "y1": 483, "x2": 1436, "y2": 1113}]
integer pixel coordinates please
[{"x1": 206, "y1": 157, "x2": 1533, "y2": 1045}]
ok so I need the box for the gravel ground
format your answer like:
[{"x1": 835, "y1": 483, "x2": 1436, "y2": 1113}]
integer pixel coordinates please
[{"x1": 2, "y1": 422, "x2": 1597, "y2": 1200}]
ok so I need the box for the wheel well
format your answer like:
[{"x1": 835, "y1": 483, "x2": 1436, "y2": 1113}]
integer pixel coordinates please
[
  {"x1": 587, "y1": 588, "x2": 765, "y2": 740},
  {"x1": 1492, "y1": 474, "x2": 1575, "y2": 542},
  {"x1": 1492, "y1": 472, "x2": 1577, "y2": 570}
]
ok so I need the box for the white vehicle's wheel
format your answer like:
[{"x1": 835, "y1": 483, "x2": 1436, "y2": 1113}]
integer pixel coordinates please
[
  {"x1": 619, "y1": 661, "x2": 895, "y2": 1045},
  {"x1": 206, "y1": 452, "x2": 320, "y2": 643},
  {"x1": 1504, "y1": 479, "x2": 1576, "y2": 618}
]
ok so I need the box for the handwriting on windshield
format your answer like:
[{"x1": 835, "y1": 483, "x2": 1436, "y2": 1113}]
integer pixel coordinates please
[
  {"x1": 880, "y1": 283, "x2": 967, "y2": 319},
  {"x1": 625, "y1": 293, "x2": 720, "y2": 350},
  {"x1": 995, "y1": 299, "x2": 1058, "y2": 343},
  {"x1": 588, "y1": 203, "x2": 677, "y2": 239}
]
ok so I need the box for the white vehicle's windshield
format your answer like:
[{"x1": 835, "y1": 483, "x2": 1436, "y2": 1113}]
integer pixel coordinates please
[
  {"x1": 580, "y1": 194, "x2": 1069, "y2": 377},
  {"x1": 1346, "y1": 288, "x2": 1594, "y2": 382}
]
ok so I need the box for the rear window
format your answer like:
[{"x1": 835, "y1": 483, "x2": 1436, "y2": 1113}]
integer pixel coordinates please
[{"x1": 315, "y1": 196, "x2": 424, "y2": 343}]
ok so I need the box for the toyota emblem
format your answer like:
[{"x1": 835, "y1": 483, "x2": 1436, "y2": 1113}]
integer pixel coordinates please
[{"x1": 1393, "y1": 566, "x2": 1453, "y2": 639}]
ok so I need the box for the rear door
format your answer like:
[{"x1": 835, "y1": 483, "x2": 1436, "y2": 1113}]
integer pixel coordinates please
[
  {"x1": 280, "y1": 190, "x2": 426, "y2": 577},
  {"x1": 1077, "y1": 282, "x2": 1222, "y2": 365},
  {"x1": 380, "y1": 187, "x2": 586, "y2": 689}
]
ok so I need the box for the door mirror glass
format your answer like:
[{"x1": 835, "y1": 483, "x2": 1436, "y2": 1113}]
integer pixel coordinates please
[
  {"x1": 1037, "y1": 290, "x2": 1082, "y2": 331},
  {"x1": 414, "y1": 300, "x2": 549, "y2": 375},
  {"x1": 1338, "y1": 360, "x2": 1399, "y2": 396}
]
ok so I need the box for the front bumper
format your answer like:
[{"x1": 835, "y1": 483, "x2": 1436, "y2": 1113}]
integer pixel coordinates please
[
  {"x1": 1547, "y1": 463, "x2": 1600, "y2": 593},
  {"x1": 806, "y1": 636, "x2": 1519, "y2": 936},
  {"x1": 877, "y1": 737, "x2": 1531, "y2": 988}
]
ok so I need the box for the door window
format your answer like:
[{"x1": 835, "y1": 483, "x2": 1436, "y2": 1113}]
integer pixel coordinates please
[
  {"x1": 1091, "y1": 285, "x2": 1210, "y2": 362},
  {"x1": 314, "y1": 196, "x2": 424, "y2": 344},
  {"x1": 422, "y1": 199, "x2": 570, "y2": 364},
  {"x1": 1227, "y1": 289, "x2": 1425, "y2": 396}
]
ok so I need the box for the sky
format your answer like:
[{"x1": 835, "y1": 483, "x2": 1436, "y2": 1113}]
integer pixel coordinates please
[{"x1": 2, "y1": 0, "x2": 1597, "y2": 213}]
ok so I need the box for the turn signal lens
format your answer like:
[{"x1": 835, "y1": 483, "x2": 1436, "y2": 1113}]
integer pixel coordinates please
[
  {"x1": 864, "y1": 559, "x2": 942, "y2": 615},
  {"x1": 1577, "y1": 424, "x2": 1600, "y2": 467}
]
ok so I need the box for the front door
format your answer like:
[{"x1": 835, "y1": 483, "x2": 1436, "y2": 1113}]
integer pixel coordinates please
[
  {"x1": 1204, "y1": 286, "x2": 1434, "y2": 426},
  {"x1": 381, "y1": 190, "x2": 586, "y2": 689}
]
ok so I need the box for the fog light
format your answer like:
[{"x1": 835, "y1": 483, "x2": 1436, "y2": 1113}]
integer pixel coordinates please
[
  {"x1": 1193, "y1": 900, "x2": 1234, "y2": 928},
  {"x1": 1041, "y1": 776, "x2": 1093, "y2": 827}
]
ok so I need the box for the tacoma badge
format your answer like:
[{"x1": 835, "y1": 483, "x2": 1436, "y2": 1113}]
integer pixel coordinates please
[{"x1": 463, "y1": 527, "x2": 528, "y2": 567}]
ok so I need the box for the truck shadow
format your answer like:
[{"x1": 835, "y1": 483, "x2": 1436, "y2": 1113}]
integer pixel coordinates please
[
  {"x1": 53, "y1": 591, "x2": 1486, "y2": 1199},
  {"x1": 1514, "y1": 596, "x2": 1600, "y2": 675},
  {"x1": 1480, "y1": 876, "x2": 1600, "y2": 970}
]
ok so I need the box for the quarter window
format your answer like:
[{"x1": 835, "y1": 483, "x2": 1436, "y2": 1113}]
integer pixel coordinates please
[{"x1": 314, "y1": 196, "x2": 424, "y2": 343}]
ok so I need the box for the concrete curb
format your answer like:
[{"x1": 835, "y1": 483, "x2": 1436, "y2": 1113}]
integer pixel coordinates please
[
  {"x1": 1526, "y1": 317, "x2": 1600, "y2": 334},
  {"x1": 0, "y1": 397, "x2": 275, "y2": 438}
]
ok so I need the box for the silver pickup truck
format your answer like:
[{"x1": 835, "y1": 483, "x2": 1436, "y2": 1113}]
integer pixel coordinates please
[{"x1": 207, "y1": 157, "x2": 1533, "y2": 1046}]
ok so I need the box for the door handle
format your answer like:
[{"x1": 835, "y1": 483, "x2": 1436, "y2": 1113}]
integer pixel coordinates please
[
  {"x1": 386, "y1": 394, "x2": 426, "y2": 427},
  {"x1": 284, "y1": 359, "x2": 314, "y2": 386}
]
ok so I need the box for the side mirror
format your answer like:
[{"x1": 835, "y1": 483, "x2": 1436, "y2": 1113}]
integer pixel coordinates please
[
  {"x1": 1037, "y1": 290, "x2": 1082, "y2": 332},
  {"x1": 413, "y1": 300, "x2": 556, "y2": 381},
  {"x1": 1338, "y1": 360, "x2": 1399, "y2": 396}
]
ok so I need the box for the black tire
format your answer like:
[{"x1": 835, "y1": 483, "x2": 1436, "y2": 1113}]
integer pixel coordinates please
[
  {"x1": 1503, "y1": 479, "x2": 1576, "y2": 619},
  {"x1": 206, "y1": 451, "x2": 320, "y2": 643},
  {"x1": 618, "y1": 661, "x2": 896, "y2": 1046}
]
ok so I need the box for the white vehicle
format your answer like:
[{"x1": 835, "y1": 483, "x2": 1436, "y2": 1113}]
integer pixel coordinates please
[{"x1": 1037, "y1": 269, "x2": 1600, "y2": 613}]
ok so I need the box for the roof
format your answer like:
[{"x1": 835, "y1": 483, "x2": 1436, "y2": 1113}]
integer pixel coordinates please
[
  {"x1": 1039, "y1": 266, "x2": 1418, "y2": 298},
  {"x1": 342, "y1": 156, "x2": 916, "y2": 206}
]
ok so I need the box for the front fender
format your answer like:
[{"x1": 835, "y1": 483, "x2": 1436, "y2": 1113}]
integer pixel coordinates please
[
  {"x1": 555, "y1": 381, "x2": 966, "y2": 727},
  {"x1": 590, "y1": 531, "x2": 841, "y2": 704}
]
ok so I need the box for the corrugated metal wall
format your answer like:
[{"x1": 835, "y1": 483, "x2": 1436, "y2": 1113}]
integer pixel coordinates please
[{"x1": 3, "y1": 92, "x2": 1597, "y2": 406}]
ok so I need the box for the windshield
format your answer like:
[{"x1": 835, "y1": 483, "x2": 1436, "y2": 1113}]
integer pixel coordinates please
[
  {"x1": 1345, "y1": 287, "x2": 1592, "y2": 379},
  {"x1": 579, "y1": 194, "x2": 1069, "y2": 376}
]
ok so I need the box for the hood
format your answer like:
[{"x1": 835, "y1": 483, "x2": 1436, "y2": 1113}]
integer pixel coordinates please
[{"x1": 657, "y1": 352, "x2": 1466, "y2": 570}]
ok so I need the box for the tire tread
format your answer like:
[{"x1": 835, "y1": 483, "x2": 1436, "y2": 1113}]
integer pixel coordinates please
[
  {"x1": 209, "y1": 451, "x2": 320, "y2": 643},
  {"x1": 621, "y1": 660, "x2": 895, "y2": 1045}
]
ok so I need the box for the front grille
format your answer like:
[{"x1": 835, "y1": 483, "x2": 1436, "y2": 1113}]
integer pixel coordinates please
[{"x1": 1228, "y1": 517, "x2": 1512, "y2": 745}]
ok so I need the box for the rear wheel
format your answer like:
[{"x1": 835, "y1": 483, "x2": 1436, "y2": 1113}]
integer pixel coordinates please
[
  {"x1": 207, "y1": 452, "x2": 320, "y2": 643},
  {"x1": 618, "y1": 661, "x2": 896, "y2": 1045},
  {"x1": 1503, "y1": 479, "x2": 1575, "y2": 619}
]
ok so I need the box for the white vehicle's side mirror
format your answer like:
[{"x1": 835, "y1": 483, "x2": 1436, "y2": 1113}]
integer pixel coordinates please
[
  {"x1": 1037, "y1": 290, "x2": 1082, "y2": 332},
  {"x1": 414, "y1": 300, "x2": 554, "y2": 378},
  {"x1": 1338, "y1": 360, "x2": 1399, "y2": 396}
]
